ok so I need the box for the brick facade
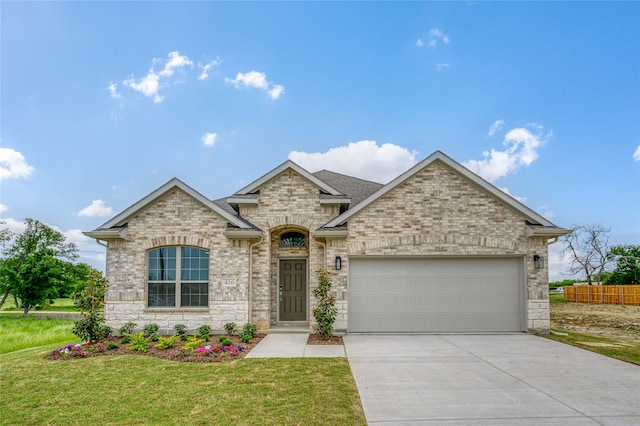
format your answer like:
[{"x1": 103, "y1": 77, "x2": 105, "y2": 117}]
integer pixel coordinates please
[{"x1": 95, "y1": 154, "x2": 559, "y2": 335}]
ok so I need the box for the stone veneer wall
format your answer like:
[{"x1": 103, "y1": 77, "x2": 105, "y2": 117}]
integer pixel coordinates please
[
  {"x1": 239, "y1": 169, "x2": 340, "y2": 329},
  {"x1": 330, "y1": 161, "x2": 551, "y2": 332},
  {"x1": 104, "y1": 189, "x2": 252, "y2": 334}
]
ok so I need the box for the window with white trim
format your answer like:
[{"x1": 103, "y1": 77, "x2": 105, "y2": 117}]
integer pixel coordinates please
[{"x1": 147, "y1": 246, "x2": 209, "y2": 308}]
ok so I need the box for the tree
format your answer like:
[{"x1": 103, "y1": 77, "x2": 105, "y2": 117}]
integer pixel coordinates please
[
  {"x1": 0, "y1": 218, "x2": 78, "y2": 314},
  {"x1": 605, "y1": 245, "x2": 640, "y2": 284},
  {"x1": 562, "y1": 224, "x2": 612, "y2": 285},
  {"x1": 72, "y1": 268, "x2": 112, "y2": 342}
]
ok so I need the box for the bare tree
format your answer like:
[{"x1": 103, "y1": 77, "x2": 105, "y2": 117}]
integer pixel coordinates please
[{"x1": 562, "y1": 224, "x2": 612, "y2": 285}]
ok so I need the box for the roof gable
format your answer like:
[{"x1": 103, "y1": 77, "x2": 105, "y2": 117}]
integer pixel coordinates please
[
  {"x1": 234, "y1": 160, "x2": 344, "y2": 196},
  {"x1": 322, "y1": 150, "x2": 560, "y2": 229},
  {"x1": 95, "y1": 178, "x2": 252, "y2": 230}
]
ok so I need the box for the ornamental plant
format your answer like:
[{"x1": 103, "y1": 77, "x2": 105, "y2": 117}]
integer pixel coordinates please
[
  {"x1": 72, "y1": 269, "x2": 112, "y2": 343},
  {"x1": 155, "y1": 335, "x2": 179, "y2": 350},
  {"x1": 197, "y1": 324, "x2": 212, "y2": 340},
  {"x1": 143, "y1": 323, "x2": 160, "y2": 341},
  {"x1": 312, "y1": 269, "x2": 337, "y2": 338}
]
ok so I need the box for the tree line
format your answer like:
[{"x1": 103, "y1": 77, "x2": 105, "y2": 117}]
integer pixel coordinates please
[{"x1": 0, "y1": 218, "x2": 97, "y2": 315}]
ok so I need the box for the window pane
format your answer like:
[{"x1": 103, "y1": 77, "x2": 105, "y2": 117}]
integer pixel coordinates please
[
  {"x1": 280, "y1": 232, "x2": 306, "y2": 247},
  {"x1": 181, "y1": 247, "x2": 209, "y2": 281},
  {"x1": 148, "y1": 247, "x2": 176, "y2": 281},
  {"x1": 148, "y1": 283, "x2": 176, "y2": 307},
  {"x1": 181, "y1": 282, "x2": 208, "y2": 307}
]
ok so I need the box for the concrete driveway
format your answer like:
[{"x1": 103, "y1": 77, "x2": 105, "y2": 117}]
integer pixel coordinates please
[{"x1": 344, "y1": 334, "x2": 640, "y2": 425}]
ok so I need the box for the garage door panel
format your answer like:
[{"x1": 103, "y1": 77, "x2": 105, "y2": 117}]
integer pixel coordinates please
[{"x1": 348, "y1": 257, "x2": 524, "y2": 333}]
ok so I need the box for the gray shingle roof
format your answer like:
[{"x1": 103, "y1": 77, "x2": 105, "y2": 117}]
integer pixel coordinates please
[{"x1": 312, "y1": 170, "x2": 383, "y2": 207}]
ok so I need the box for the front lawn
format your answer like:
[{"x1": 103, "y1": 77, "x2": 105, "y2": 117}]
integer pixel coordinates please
[{"x1": 0, "y1": 344, "x2": 365, "y2": 425}]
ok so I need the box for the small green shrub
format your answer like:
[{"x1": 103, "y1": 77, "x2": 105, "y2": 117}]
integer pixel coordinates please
[
  {"x1": 180, "y1": 336, "x2": 205, "y2": 351},
  {"x1": 224, "y1": 322, "x2": 237, "y2": 335},
  {"x1": 218, "y1": 336, "x2": 233, "y2": 346},
  {"x1": 198, "y1": 324, "x2": 212, "y2": 340},
  {"x1": 106, "y1": 342, "x2": 119, "y2": 350},
  {"x1": 126, "y1": 332, "x2": 148, "y2": 352},
  {"x1": 242, "y1": 323, "x2": 258, "y2": 338},
  {"x1": 143, "y1": 323, "x2": 160, "y2": 342},
  {"x1": 241, "y1": 334, "x2": 251, "y2": 344},
  {"x1": 313, "y1": 269, "x2": 337, "y2": 338},
  {"x1": 174, "y1": 324, "x2": 187, "y2": 336},
  {"x1": 180, "y1": 333, "x2": 189, "y2": 341},
  {"x1": 119, "y1": 321, "x2": 137, "y2": 335},
  {"x1": 155, "y1": 335, "x2": 179, "y2": 350}
]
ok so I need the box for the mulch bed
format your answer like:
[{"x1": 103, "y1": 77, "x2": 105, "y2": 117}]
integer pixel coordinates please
[
  {"x1": 307, "y1": 334, "x2": 343, "y2": 345},
  {"x1": 47, "y1": 334, "x2": 265, "y2": 363},
  {"x1": 47, "y1": 333, "x2": 344, "y2": 362}
]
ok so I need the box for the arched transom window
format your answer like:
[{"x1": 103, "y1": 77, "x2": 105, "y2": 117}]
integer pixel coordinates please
[
  {"x1": 147, "y1": 246, "x2": 209, "y2": 308},
  {"x1": 280, "y1": 231, "x2": 306, "y2": 247}
]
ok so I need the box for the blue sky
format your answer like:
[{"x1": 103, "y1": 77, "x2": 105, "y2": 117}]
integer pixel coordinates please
[{"x1": 1, "y1": 1, "x2": 639, "y2": 281}]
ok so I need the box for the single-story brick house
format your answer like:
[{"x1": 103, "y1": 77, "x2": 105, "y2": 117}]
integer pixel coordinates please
[{"x1": 85, "y1": 150, "x2": 569, "y2": 334}]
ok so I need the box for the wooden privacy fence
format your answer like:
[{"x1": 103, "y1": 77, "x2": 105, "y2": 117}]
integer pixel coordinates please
[{"x1": 564, "y1": 285, "x2": 640, "y2": 306}]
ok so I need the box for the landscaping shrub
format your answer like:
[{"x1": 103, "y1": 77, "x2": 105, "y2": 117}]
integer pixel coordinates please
[
  {"x1": 155, "y1": 335, "x2": 179, "y2": 350},
  {"x1": 224, "y1": 322, "x2": 237, "y2": 335},
  {"x1": 72, "y1": 269, "x2": 112, "y2": 343},
  {"x1": 198, "y1": 324, "x2": 212, "y2": 340},
  {"x1": 312, "y1": 269, "x2": 337, "y2": 338},
  {"x1": 143, "y1": 323, "x2": 160, "y2": 341},
  {"x1": 219, "y1": 336, "x2": 233, "y2": 346},
  {"x1": 119, "y1": 321, "x2": 137, "y2": 335},
  {"x1": 126, "y1": 332, "x2": 148, "y2": 352}
]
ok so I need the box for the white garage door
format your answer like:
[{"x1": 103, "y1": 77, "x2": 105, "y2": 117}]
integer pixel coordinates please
[{"x1": 348, "y1": 257, "x2": 525, "y2": 333}]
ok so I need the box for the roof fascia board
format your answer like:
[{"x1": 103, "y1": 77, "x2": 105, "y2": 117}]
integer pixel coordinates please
[
  {"x1": 324, "y1": 150, "x2": 558, "y2": 228},
  {"x1": 526, "y1": 226, "x2": 572, "y2": 238},
  {"x1": 98, "y1": 178, "x2": 251, "y2": 230},
  {"x1": 82, "y1": 228, "x2": 127, "y2": 240},
  {"x1": 226, "y1": 196, "x2": 259, "y2": 205},
  {"x1": 319, "y1": 198, "x2": 351, "y2": 205},
  {"x1": 235, "y1": 160, "x2": 343, "y2": 196}
]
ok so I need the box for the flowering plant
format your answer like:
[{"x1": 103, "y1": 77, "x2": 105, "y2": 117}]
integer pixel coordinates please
[
  {"x1": 51, "y1": 341, "x2": 108, "y2": 358},
  {"x1": 180, "y1": 344, "x2": 245, "y2": 358},
  {"x1": 52, "y1": 344, "x2": 87, "y2": 358}
]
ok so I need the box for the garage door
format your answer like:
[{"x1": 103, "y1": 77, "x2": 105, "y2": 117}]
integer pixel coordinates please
[{"x1": 348, "y1": 257, "x2": 525, "y2": 333}]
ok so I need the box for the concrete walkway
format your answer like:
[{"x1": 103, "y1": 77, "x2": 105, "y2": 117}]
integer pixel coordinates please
[{"x1": 244, "y1": 333, "x2": 346, "y2": 358}]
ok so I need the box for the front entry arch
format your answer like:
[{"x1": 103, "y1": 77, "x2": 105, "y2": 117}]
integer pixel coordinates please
[{"x1": 278, "y1": 259, "x2": 307, "y2": 321}]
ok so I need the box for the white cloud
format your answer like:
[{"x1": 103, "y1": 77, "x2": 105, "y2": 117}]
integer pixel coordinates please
[
  {"x1": 124, "y1": 70, "x2": 162, "y2": 103},
  {"x1": 416, "y1": 38, "x2": 424, "y2": 47},
  {"x1": 107, "y1": 82, "x2": 122, "y2": 99},
  {"x1": 225, "y1": 71, "x2": 285, "y2": 99},
  {"x1": 633, "y1": 145, "x2": 640, "y2": 161},
  {"x1": 122, "y1": 51, "x2": 193, "y2": 103},
  {"x1": 0, "y1": 148, "x2": 35, "y2": 180},
  {"x1": 78, "y1": 200, "x2": 113, "y2": 218},
  {"x1": 487, "y1": 119, "x2": 505, "y2": 137},
  {"x1": 268, "y1": 84, "x2": 285, "y2": 100},
  {"x1": 198, "y1": 59, "x2": 221, "y2": 80},
  {"x1": 202, "y1": 132, "x2": 218, "y2": 147},
  {"x1": 463, "y1": 124, "x2": 549, "y2": 182},
  {"x1": 289, "y1": 140, "x2": 418, "y2": 183},
  {"x1": 159, "y1": 51, "x2": 193, "y2": 77},
  {"x1": 0, "y1": 217, "x2": 26, "y2": 234},
  {"x1": 0, "y1": 204, "x2": 7, "y2": 213},
  {"x1": 436, "y1": 63, "x2": 450, "y2": 71},
  {"x1": 429, "y1": 28, "x2": 450, "y2": 47},
  {"x1": 537, "y1": 205, "x2": 556, "y2": 219}
]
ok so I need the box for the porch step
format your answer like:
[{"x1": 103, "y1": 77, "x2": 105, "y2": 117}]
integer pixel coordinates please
[{"x1": 267, "y1": 324, "x2": 310, "y2": 334}]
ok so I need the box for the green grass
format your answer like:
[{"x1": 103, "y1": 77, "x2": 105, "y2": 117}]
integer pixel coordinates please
[
  {"x1": 0, "y1": 316, "x2": 79, "y2": 354},
  {"x1": 0, "y1": 345, "x2": 366, "y2": 425},
  {"x1": 544, "y1": 330, "x2": 640, "y2": 365},
  {"x1": 0, "y1": 297, "x2": 79, "y2": 312},
  {"x1": 549, "y1": 293, "x2": 566, "y2": 303}
]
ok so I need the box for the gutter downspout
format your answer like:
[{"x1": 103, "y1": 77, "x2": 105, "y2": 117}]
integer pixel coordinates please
[
  {"x1": 248, "y1": 236, "x2": 264, "y2": 324},
  {"x1": 96, "y1": 239, "x2": 108, "y2": 248}
]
